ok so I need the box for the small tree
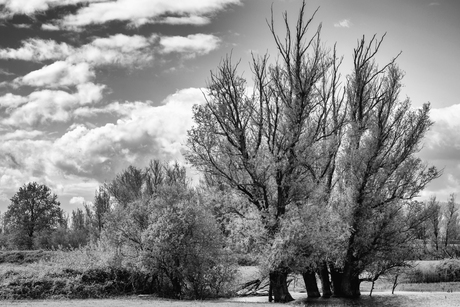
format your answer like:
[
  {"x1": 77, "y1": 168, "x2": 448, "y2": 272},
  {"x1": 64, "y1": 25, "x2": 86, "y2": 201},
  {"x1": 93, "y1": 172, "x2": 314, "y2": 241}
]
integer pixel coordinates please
[
  {"x1": 444, "y1": 194, "x2": 459, "y2": 252},
  {"x1": 4, "y1": 182, "x2": 62, "y2": 250},
  {"x1": 141, "y1": 188, "x2": 235, "y2": 299}
]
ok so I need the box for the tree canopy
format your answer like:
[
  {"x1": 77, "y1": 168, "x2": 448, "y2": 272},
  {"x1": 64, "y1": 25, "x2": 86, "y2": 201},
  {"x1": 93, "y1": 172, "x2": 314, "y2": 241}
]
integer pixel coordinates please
[{"x1": 4, "y1": 182, "x2": 63, "y2": 250}]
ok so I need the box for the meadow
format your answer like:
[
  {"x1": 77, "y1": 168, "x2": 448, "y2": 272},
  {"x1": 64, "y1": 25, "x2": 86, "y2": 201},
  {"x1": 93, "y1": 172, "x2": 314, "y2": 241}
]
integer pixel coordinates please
[{"x1": 1, "y1": 250, "x2": 460, "y2": 306}]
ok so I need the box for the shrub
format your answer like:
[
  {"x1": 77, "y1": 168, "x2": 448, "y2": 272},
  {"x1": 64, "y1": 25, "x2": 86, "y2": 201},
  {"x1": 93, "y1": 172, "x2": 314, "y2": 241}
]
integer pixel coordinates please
[
  {"x1": 435, "y1": 259, "x2": 460, "y2": 282},
  {"x1": 140, "y1": 189, "x2": 236, "y2": 299}
]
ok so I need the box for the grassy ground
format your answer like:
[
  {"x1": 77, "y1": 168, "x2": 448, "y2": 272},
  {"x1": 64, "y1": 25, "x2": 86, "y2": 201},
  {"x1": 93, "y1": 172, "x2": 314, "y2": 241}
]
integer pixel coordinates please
[{"x1": 2, "y1": 292, "x2": 460, "y2": 307}]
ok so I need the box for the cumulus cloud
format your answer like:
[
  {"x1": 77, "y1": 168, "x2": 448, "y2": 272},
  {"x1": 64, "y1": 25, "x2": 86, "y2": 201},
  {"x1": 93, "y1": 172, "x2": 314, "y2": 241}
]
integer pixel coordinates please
[
  {"x1": 417, "y1": 104, "x2": 460, "y2": 201},
  {"x1": 424, "y1": 104, "x2": 460, "y2": 158},
  {"x1": 41, "y1": 23, "x2": 60, "y2": 31},
  {"x1": 69, "y1": 196, "x2": 85, "y2": 205},
  {"x1": 0, "y1": 130, "x2": 43, "y2": 141},
  {"x1": 0, "y1": 93, "x2": 28, "y2": 109},
  {"x1": 60, "y1": 0, "x2": 241, "y2": 28},
  {"x1": 0, "y1": 35, "x2": 156, "y2": 67},
  {"x1": 334, "y1": 19, "x2": 352, "y2": 28},
  {"x1": 0, "y1": 39, "x2": 73, "y2": 62},
  {"x1": 13, "y1": 61, "x2": 95, "y2": 88},
  {"x1": 51, "y1": 87, "x2": 206, "y2": 181},
  {"x1": 160, "y1": 34, "x2": 221, "y2": 57},
  {"x1": 0, "y1": 0, "x2": 88, "y2": 15},
  {"x1": 1, "y1": 83, "x2": 105, "y2": 127}
]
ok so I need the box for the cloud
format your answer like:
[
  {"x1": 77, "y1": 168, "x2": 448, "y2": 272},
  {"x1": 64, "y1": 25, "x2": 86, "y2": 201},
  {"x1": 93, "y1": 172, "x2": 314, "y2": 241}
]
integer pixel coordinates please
[
  {"x1": 0, "y1": 39, "x2": 73, "y2": 62},
  {"x1": 13, "y1": 61, "x2": 95, "y2": 88},
  {"x1": 417, "y1": 104, "x2": 460, "y2": 201},
  {"x1": 334, "y1": 19, "x2": 352, "y2": 28},
  {"x1": 0, "y1": 130, "x2": 43, "y2": 141},
  {"x1": 0, "y1": 93, "x2": 28, "y2": 109},
  {"x1": 0, "y1": 0, "x2": 89, "y2": 15},
  {"x1": 160, "y1": 15, "x2": 210, "y2": 26},
  {"x1": 1, "y1": 83, "x2": 105, "y2": 127},
  {"x1": 0, "y1": 35, "x2": 156, "y2": 67},
  {"x1": 50, "y1": 87, "x2": 206, "y2": 181},
  {"x1": 0, "y1": 68, "x2": 14, "y2": 76},
  {"x1": 69, "y1": 196, "x2": 85, "y2": 205},
  {"x1": 429, "y1": 2, "x2": 440, "y2": 6},
  {"x1": 60, "y1": 0, "x2": 241, "y2": 28},
  {"x1": 160, "y1": 34, "x2": 221, "y2": 57},
  {"x1": 41, "y1": 23, "x2": 60, "y2": 31}
]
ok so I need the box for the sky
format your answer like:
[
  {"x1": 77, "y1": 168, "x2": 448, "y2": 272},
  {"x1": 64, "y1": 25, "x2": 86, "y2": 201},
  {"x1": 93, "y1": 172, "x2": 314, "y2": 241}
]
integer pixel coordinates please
[{"x1": 0, "y1": 0, "x2": 459, "y2": 213}]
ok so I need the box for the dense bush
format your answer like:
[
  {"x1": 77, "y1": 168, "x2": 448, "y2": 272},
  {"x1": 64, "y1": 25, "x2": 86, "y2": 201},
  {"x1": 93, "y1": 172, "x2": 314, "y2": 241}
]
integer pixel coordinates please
[
  {"x1": 406, "y1": 260, "x2": 460, "y2": 283},
  {"x1": 0, "y1": 246, "x2": 157, "y2": 300},
  {"x1": 0, "y1": 267, "x2": 157, "y2": 299},
  {"x1": 140, "y1": 186, "x2": 237, "y2": 299},
  {"x1": 0, "y1": 250, "x2": 54, "y2": 264}
]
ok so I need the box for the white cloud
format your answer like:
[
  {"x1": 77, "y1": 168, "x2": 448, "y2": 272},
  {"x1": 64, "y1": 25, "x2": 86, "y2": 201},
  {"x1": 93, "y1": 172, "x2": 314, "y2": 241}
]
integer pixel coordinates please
[
  {"x1": 41, "y1": 23, "x2": 60, "y2": 31},
  {"x1": 69, "y1": 196, "x2": 85, "y2": 205},
  {"x1": 334, "y1": 19, "x2": 352, "y2": 28},
  {"x1": 0, "y1": 68, "x2": 14, "y2": 76},
  {"x1": 14, "y1": 61, "x2": 95, "y2": 88},
  {"x1": 0, "y1": 34, "x2": 156, "y2": 67},
  {"x1": 160, "y1": 34, "x2": 221, "y2": 57},
  {"x1": 160, "y1": 15, "x2": 210, "y2": 25},
  {"x1": 0, "y1": 93, "x2": 28, "y2": 109},
  {"x1": 0, "y1": 130, "x2": 43, "y2": 141},
  {"x1": 51, "y1": 87, "x2": 206, "y2": 180},
  {"x1": 0, "y1": 39, "x2": 73, "y2": 61},
  {"x1": 0, "y1": 0, "x2": 90, "y2": 15},
  {"x1": 2, "y1": 83, "x2": 105, "y2": 127},
  {"x1": 60, "y1": 0, "x2": 241, "y2": 28}
]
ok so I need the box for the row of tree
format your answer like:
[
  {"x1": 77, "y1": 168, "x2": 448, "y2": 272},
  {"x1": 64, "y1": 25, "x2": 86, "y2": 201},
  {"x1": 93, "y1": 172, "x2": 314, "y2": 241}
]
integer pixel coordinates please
[{"x1": 0, "y1": 182, "x2": 110, "y2": 250}]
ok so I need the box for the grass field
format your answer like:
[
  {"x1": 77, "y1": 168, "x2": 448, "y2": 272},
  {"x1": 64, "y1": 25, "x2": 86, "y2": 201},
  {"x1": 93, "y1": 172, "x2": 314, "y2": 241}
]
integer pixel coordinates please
[
  {"x1": 2, "y1": 252, "x2": 460, "y2": 306},
  {"x1": 2, "y1": 292, "x2": 460, "y2": 307}
]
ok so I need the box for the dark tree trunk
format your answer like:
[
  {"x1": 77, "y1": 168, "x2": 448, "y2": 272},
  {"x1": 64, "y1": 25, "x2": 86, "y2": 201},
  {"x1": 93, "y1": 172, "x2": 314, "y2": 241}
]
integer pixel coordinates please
[
  {"x1": 302, "y1": 270, "x2": 320, "y2": 298},
  {"x1": 171, "y1": 276, "x2": 182, "y2": 299},
  {"x1": 269, "y1": 271, "x2": 294, "y2": 303},
  {"x1": 339, "y1": 263, "x2": 361, "y2": 298},
  {"x1": 318, "y1": 262, "x2": 332, "y2": 298},
  {"x1": 329, "y1": 264, "x2": 344, "y2": 297}
]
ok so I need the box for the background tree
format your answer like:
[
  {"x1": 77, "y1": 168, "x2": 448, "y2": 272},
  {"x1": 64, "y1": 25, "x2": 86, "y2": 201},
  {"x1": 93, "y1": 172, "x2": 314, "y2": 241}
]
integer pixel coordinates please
[
  {"x1": 426, "y1": 196, "x2": 442, "y2": 253},
  {"x1": 443, "y1": 194, "x2": 459, "y2": 251},
  {"x1": 4, "y1": 182, "x2": 63, "y2": 250}
]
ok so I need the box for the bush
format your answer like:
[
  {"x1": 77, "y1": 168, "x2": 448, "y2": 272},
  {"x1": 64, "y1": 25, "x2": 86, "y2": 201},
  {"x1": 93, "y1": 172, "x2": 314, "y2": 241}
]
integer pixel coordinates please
[
  {"x1": 0, "y1": 250, "x2": 54, "y2": 264},
  {"x1": 435, "y1": 259, "x2": 460, "y2": 282},
  {"x1": 0, "y1": 249, "x2": 157, "y2": 299},
  {"x1": 140, "y1": 188, "x2": 237, "y2": 299},
  {"x1": 405, "y1": 260, "x2": 460, "y2": 283}
]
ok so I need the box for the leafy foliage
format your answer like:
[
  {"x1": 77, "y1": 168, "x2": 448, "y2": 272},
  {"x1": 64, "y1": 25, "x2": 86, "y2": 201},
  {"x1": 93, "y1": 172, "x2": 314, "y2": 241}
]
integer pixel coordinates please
[{"x1": 4, "y1": 182, "x2": 63, "y2": 250}]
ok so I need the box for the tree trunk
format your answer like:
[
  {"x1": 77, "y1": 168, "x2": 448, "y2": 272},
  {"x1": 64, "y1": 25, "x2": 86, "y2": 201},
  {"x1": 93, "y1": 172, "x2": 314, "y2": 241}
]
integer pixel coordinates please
[
  {"x1": 171, "y1": 276, "x2": 182, "y2": 299},
  {"x1": 392, "y1": 274, "x2": 399, "y2": 294},
  {"x1": 318, "y1": 262, "x2": 332, "y2": 298},
  {"x1": 339, "y1": 263, "x2": 361, "y2": 298},
  {"x1": 269, "y1": 271, "x2": 294, "y2": 303},
  {"x1": 329, "y1": 264, "x2": 344, "y2": 297},
  {"x1": 302, "y1": 270, "x2": 320, "y2": 298}
]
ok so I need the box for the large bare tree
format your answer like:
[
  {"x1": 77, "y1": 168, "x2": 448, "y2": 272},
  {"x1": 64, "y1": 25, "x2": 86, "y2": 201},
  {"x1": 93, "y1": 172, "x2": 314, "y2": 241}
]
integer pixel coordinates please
[
  {"x1": 186, "y1": 0, "x2": 440, "y2": 301},
  {"x1": 186, "y1": 1, "x2": 344, "y2": 302}
]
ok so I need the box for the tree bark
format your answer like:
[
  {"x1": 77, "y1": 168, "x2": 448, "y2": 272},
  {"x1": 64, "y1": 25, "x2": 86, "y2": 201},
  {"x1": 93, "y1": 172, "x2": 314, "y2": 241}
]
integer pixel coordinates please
[
  {"x1": 302, "y1": 270, "x2": 320, "y2": 298},
  {"x1": 329, "y1": 264, "x2": 344, "y2": 297},
  {"x1": 339, "y1": 263, "x2": 361, "y2": 298},
  {"x1": 269, "y1": 271, "x2": 294, "y2": 303},
  {"x1": 318, "y1": 262, "x2": 332, "y2": 298}
]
